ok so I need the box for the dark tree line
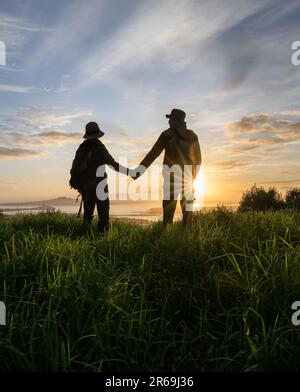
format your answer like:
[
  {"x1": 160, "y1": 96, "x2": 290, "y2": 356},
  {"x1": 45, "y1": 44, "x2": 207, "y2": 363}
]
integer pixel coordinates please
[{"x1": 238, "y1": 185, "x2": 300, "y2": 212}]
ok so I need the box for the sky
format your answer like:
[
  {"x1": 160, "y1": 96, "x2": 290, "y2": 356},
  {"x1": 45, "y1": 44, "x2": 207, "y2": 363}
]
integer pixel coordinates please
[{"x1": 0, "y1": 0, "x2": 300, "y2": 205}]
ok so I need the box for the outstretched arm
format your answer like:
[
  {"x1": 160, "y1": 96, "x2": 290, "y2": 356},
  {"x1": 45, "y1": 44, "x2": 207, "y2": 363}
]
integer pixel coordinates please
[
  {"x1": 140, "y1": 133, "x2": 167, "y2": 168},
  {"x1": 101, "y1": 145, "x2": 130, "y2": 175},
  {"x1": 132, "y1": 132, "x2": 167, "y2": 179}
]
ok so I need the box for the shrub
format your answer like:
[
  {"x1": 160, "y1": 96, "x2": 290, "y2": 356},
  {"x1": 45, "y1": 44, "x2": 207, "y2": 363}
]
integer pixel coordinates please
[
  {"x1": 285, "y1": 187, "x2": 300, "y2": 210},
  {"x1": 238, "y1": 184, "x2": 285, "y2": 212}
]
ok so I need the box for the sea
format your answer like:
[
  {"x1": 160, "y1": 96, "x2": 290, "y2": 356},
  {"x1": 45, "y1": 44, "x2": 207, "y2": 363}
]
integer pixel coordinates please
[{"x1": 0, "y1": 202, "x2": 238, "y2": 222}]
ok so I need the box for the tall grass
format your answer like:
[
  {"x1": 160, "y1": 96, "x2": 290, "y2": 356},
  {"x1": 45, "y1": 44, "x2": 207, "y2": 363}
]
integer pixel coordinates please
[{"x1": 1, "y1": 208, "x2": 300, "y2": 371}]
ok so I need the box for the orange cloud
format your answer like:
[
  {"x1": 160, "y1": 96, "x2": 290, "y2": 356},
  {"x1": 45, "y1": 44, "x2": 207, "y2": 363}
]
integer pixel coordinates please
[{"x1": 0, "y1": 146, "x2": 43, "y2": 159}]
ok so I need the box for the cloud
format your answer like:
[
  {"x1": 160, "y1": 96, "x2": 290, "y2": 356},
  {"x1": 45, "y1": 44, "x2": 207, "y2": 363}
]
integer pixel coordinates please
[
  {"x1": 1, "y1": 181, "x2": 29, "y2": 190},
  {"x1": 74, "y1": 0, "x2": 272, "y2": 87},
  {"x1": 0, "y1": 107, "x2": 93, "y2": 156},
  {"x1": 277, "y1": 110, "x2": 300, "y2": 116},
  {"x1": 258, "y1": 179, "x2": 300, "y2": 185},
  {"x1": 227, "y1": 113, "x2": 300, "y2": 148},
  {"x1": 280, "y1": 167, "x2": 300, "y2": 175},
  {"x1": 227, "y1": 113, "x2": 271, "y2": 134},
  {"x1": 0, "y1": 13, "x2": 52, "y2": 68},
  {"x1": 0, "y1": 14, "x2": 52, "y2": 32},
  {"x1": 6, "y1": 130, "x2": 82, "y2": 147},
  {"x1": 209, "y1": 160, "x2": 249, "y2": 171},
  {"x1": 213, "y1": 2, "x2": 300, "y2": 91},
  {"x1": 261, "y1": 146, "x2": 284, "y2": 153},
  {"x1": 207, "y1": 111, "x2": 300, "y2": 175},
  {"x1": 25, "y1": 0, "x2": 106, "y2": 70},
  {"x1": 0, "y1": 84, "x2": 36, "y2": 93},
  {"x1": 5, "y1": 131, "x2": 29, "y2": 146},
  {"x1": 0, "y1": 146, "x2": 42, "y2": 159},
  {"x1": 118, "y1": 136, "x2": 151, "y2": 148},
  {"x1": 18, "y1": 107, "x2": 93, "y2": 129},
  {"x1": 257, "y1": 178, "x2": 300, "y2": 191},
  {"x1": 32, "y1": 130, "x2": 82, "y2": 141}
]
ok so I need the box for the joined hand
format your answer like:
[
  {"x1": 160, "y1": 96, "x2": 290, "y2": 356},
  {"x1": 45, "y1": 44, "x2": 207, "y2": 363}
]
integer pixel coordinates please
[
  {"x1": 129, "y1": 168, "x2": 141, "y2": 180},
  {"x1": 129, "y1": 167, "x2": 144, "y2": 180}
]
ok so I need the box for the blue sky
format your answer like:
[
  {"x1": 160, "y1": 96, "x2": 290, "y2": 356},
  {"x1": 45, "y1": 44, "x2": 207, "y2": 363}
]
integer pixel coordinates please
[{"x1": 0, "y1": 0, "x2": 300, "y2": 203}]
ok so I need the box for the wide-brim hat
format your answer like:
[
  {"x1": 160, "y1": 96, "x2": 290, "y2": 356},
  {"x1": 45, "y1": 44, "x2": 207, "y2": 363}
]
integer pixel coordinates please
[
  {"x1": 166, "y1": 108, "x2": 186, "y2": 122},
  {"x1": 83, "y1": 122, "x2": 105, "y2": 139}
]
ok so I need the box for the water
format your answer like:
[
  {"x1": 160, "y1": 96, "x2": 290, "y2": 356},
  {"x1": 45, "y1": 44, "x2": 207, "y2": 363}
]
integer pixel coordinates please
[
  {"x1": 0, "y1": 202, "x2": 168, "y2": 222},
  {"x1": 0, "y1": 202, "x2": 236, "y2": 221}
]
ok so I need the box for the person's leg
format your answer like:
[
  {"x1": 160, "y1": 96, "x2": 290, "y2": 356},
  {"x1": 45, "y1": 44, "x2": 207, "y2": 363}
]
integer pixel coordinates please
[
  {"x1": 163, "y1": 199, "x2": 177, "y2": 226},
  {"x1": 96, "y1": 182, "x2": 110, "y2": 233},
  {"x1": 180, "y1": 170, "x2": 195, "y2": 228},
  {"x1": 180, "y1": 197, "x2": 194, "y2": 227},
  {"x1": 162, "y1": 172, "x2": 177, "y2": 226},
  {"x1": 97, "y1": 197, "x2": 110, "y2": 233},
  {"x1": 82, "y1": 190, "x2": 96, "y2": 229}
]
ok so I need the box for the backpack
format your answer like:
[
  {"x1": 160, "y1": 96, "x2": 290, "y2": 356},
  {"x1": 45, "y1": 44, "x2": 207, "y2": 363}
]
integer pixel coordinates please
[{"x1": 69, "y1": 147, "x2": 93, "y2": 192}]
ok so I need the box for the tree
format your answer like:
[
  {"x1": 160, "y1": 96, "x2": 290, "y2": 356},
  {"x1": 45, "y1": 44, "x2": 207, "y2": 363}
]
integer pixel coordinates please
[
  {"x1": 238, "y1": 184, "x2": 285, "y2": 212},
  {"x1": 285, "y1": 187, "x2": 300, "y2": 210}
]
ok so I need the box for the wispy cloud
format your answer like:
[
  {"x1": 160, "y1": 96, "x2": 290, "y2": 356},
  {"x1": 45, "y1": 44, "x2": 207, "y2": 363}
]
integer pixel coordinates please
[
  {"x1": 1, "y1": 180, "x2": 30, "y2": 191},
  {"x1": 257, "y1": 178, "x2": 300, "y2": 191},
  {"x1": 26, "y1": 0, "x2": 106, "y2": 70},
  {"x1": 209, "y1": 160, "x2": 250, "y2": 172},
  {"x1": 0, "y1": 146, "x2": 43, "y2": 159},
  {"x1": 74, "y1": 0, "x2": 273, "y2": 88},
  {"x1": 0, "y1": 107, "x2": 93, "y2": 156},
  {"x1": 0, "y1": 84, "x2": 36, "y2": 93},
  {"x1": 0, "y1": 14, "x2": 52, "y2": 32},
  {"x1": 0, "y1": 12, "x2": 52, "y2": 67},
  {"x1": 6, "y1": 130, "x2": 82, "y2": 147},
  {"x1": 18, "y1": 107, "x2": 93, "y2": 129},
  {"x1": 32, "y1": 130, "x2": 81, "y2": 140},
  {"x1": 277, "y1": 110, "x2": 300, "y2": 116},
  {"x1": 258, "y1": 179, "x2": 300, "y2": 185}
]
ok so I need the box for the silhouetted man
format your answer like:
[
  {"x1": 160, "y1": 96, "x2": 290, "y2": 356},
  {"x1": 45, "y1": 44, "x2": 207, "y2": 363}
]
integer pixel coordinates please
[
  {"x1": 71, "y1": 122, "x2": 131, "y2": 233},
  {"x1": 135, "y1": 109, "x2": 202, "y2": 227}
]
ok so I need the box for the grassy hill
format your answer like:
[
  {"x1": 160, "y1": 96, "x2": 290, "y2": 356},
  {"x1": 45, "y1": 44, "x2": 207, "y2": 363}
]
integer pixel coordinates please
[{"x1": 0, "y1": 209, "x2": 300, "y2": 371}]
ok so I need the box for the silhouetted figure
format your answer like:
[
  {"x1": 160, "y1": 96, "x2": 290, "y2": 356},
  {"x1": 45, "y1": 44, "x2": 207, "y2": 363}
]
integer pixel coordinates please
[
  {"x1": 135, "y1": 109, "x2": 202, "y2": 227},
  {"x1": 70, "y1": 122, "x2": 130, "y2": 233}
]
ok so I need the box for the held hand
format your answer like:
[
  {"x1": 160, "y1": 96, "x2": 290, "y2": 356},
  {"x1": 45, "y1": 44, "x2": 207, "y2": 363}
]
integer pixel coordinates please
[
  {"x1": 131, "y1": 167, "x2": 145, "y2": 180},
  {"x1": 133, "y1": 172, "x2": 141, "y2": 180},
  {"x1": 129, "y1": 168, "x2": 140, "y2": 180},
  {"x1": 129, "y1": 165, "x2": 146, "y2": 180}
]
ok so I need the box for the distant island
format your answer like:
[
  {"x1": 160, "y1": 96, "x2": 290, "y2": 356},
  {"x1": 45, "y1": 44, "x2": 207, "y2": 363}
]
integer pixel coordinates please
[
  {"x1": 0, "y1": 197, "x2": 77, "y2": 207},
  {"x1": 0, "y1": 197, "x2": 161, "y2": 207}
]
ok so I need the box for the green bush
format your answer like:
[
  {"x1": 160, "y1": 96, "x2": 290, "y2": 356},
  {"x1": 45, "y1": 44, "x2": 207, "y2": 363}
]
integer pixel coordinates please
[
  {"x1": 238, "y1": 185, "x2": 285, "y2": 212},
  {"x1": 285, "y1": 187, "x2": 300, "y2": 210}
]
